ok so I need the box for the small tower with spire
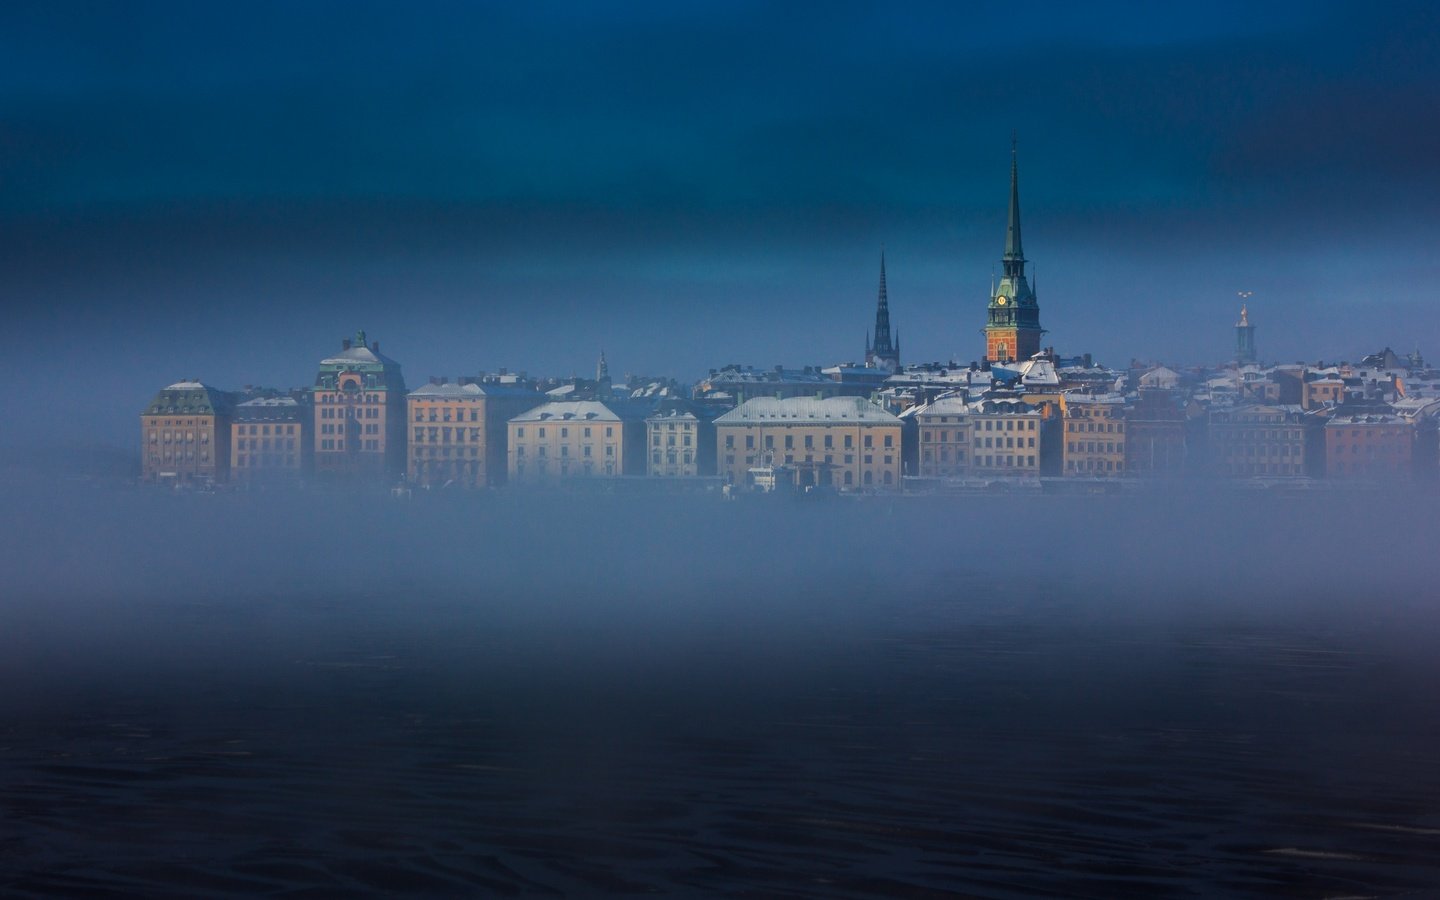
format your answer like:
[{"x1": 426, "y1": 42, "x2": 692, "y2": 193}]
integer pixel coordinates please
[
  {"x1": 984, "y1": 137, "x2": 1044, "y2": 363},
  {"x1": 1235, "y1": 303, "x2": 1257, "y2": 366},
  {"x1": 865, "y1": 249, "x2": 900, "y2": 372},
  {"x1": 596, "y1": 349, "x2": 611, "y2": 387}
]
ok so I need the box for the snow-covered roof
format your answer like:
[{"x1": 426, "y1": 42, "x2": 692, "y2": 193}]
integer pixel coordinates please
[
  {"x1": 237, "y1": 396, "x2": 299, "y2": 408},
  {"x1": 510, "y1": 400, "x2": 647, "y2": 423},
  {"x1": 901, "y1": 394, "x2": 973, "y2": 419},
  {"x1": 408, "y1": 381, "x2": 538, "y2": 399},
  {"x1": 715, "y1": 396, "x2": 900, "y2": 425}
]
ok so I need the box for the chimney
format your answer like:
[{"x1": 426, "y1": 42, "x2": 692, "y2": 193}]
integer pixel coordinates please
[
  {"x1": 373, "y1": 341, "x2": 380, "y2": 354},
  {"x1": 342, "y1": 338, "x2": 352, "y2": 351}
]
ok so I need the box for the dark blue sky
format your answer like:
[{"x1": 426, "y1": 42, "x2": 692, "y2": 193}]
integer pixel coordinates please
[{"x1": 3, "y1": 1, "x2": 1438, "y2": 448}]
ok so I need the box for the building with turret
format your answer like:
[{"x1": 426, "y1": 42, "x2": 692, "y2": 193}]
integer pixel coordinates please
[
  {"x1": 312, "y1": 331, "x2": 407, "y2": 480},
  {"x1": 985, "y1": 143, "x2": 1044, "y2": 363},
  {"x1": 1236, "y1": 306, "x2": 1257, "y2": 366}
]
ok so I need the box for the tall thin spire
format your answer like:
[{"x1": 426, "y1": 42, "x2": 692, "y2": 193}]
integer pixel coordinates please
[
  {"x1": 1004, "y1": 135, "x2": 1023, "y2": 262},
  {"x1": 867, "y1": 248, "x2": 898, "y2": 369}
]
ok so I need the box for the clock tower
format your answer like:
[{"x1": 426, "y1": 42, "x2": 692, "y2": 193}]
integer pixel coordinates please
[{"x1": 984, "y1": 142, "x2": 1043, "y2": 363}]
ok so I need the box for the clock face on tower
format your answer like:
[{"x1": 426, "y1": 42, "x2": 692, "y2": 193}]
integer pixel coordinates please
[{"x1": 996, "y1": 295, "x2": 1008, "y2": 306}]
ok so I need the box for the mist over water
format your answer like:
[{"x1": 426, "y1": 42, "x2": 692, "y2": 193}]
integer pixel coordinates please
[{"x1": 3, "y1": 484, "x2": 1439, "y2": 896}]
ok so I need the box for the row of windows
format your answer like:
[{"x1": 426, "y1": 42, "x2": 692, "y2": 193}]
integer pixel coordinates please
[
  {"x1": 515, "y1": 426, "x2": 614, "y2": 439},
  {"x1": 1066, "y1": 421, "x2": 1123, "y2": 434},
  {"x1": 1213, "y1": 429, "x2": 1301, "y2": 440},
  {"x1": 721, "y1": 433, "x2": 880, "y2": 450},
  {"x1": 515, "y1": 445, "x2": 612, "y2": 458},
  {"x1": 235, "y1": 453, "x2": 298, "y2": 468},
  {"x1": 978, "y1": 436, "x2": 1036, "y2": 449},
  {"x1": 149, "y1": 431, "x2": 210, "y2": 443},
  {"x1": 414, "y1": 408, "x2": 482, "y2": 423},
  {"x1": 318, "y1": 439, "x2": 382, "y2": 451},
  {"x1": 236, "y1": 438, "x2": 297, "y2": 451},
  {"x1": 515, "y1": 461, "x2": 617, "y2": 477},
  {"x1": 921, "y1": 431, "x2": 966, "y2": 443},
  {"x1": 414, "y1": 428, "x2": 483, "y2": 443},
  {"x1": 321, "y1": 407, "x2": 380, "y2": 419},
  {"x1": 921, "y1": 449, "x2": 967, "y2": 464},
  {"x1": 149, "y1": 450, "x2": 211, "y2": 462},
  {"x1": 1225, "y1": 445, "x2": 1299, "y2": 457},
  {"x1": 651, "y1": 451, "x2": 695, "y2": 464},
  {"x1": 1068, "y1": 459, "x2": 1121, "y2": 471},
  {"x1": 318, "y1": 393, "x2": 382, "y2": 404},
  {"x1": 974, "y1": 455, "x2": 1037, "y2": 468},
  {"x1": 413, "y1": 447, "x2": 480, "y2": 458},
  {"x1": 652, "y1": 435, "x2": 693, "y2": 447},
  {"x1": 977, "y1": 419, "x2": 1036, "y2": 432},
  {"x1": 1331, "y1": 445, "x2": 1404, "y2": 456},
  {"x1": 236, "y1": 424, "x2": 298, "y2": 435},
  {"x1": 1068, "y1": 442, "x2": 1120, "y2": 454}
]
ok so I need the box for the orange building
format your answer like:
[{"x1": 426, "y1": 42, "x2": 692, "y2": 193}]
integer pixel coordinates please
[
  {"x1": 141, "y1": 381, "x2": 234, "y2": 484},
  {"x1": 1325, "y1": 412, "x2": 1414, "y2": 479},
  {"x1": 407, "y1": 380, "x2": 541, "y2": 488},
  {"x1": 1062, "y1": 394, "x2": 1126, "y2": 476},
  {"x1": 312, "y1": 332, "x2": 407, "y2": 480}
]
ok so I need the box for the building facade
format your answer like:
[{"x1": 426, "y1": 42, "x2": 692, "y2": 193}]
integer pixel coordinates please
[
  {"x1": 1208, "y1": 404, "x2": 1320, "y2": 477},
  {"x1": 507, "y1": 400, "x2": 648, "y2": 483},
  {"x1": 1125, "y1": 388, "x2": 1187, "y2": 476},
  {"x1": 715, "y1": 396, "x2": 903, "y2": 491},
  {"x1": 646, "y1": 403, "x2": 716, "y2": 477},
  {"x1": 907, "y1": 395, "x2": 973, "y2": 479},
  {"x1": 1325, "y1": 412, "x2": 1414, "y2": 479},
  {"x1": 1062, "y1": 394, "x2": 1126, "y2": 476},
  {"x1": 230, "y1": 395, "x2": 309, "y2": 483},
  {"x1": 141, "y1": 381, "x2": 234, "y2": 484},
  {"x1": 966, "y1": 397, "x2": 1048, "y2": 477},
  {"x1": 985, "y1": 145, "x2": 1043, "y2": 363},
  {"x1": 407, "y1": 380, "x2": 540, "y2": 489},
  {"x1": 312, "y1": 332, "x2": 407, "y2": 480}
]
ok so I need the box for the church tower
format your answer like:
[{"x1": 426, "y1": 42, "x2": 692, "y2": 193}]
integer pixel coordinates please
[
  {"x1": 984, "y1": 141, "x2": 1043, "y2": 363},
  {"x1": 1235, "y1": 306, "x2": 1257, "y2": 365},
  {"x1": 865, "y1": 250, "x2": 900, "y2": 371}
]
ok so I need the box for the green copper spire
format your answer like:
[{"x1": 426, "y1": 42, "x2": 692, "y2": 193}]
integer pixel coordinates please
[{"x1": 1004, "y1": 136, "x2": 1023, "y2": 263}]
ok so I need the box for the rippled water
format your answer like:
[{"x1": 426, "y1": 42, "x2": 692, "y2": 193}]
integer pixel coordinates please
[{"x1": 2, "y1": 487, "x2": 1438, "y2": 896}]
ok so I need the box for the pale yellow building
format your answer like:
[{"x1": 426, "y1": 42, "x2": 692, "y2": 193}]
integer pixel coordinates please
[
  {"x1": 715, "y1": 396, "x2": 902, "y2": 491},
  {"x1": 508, "y1": 400, "x2": 648, "y2": 483},
  {"x1": 1062, "y1": 393, "x2": 1127, "y2": 476},
  {"x1": 646, "y1": 405, "x2": 716, "y2": 477},
  {"x1": 967, "y1": 397, "x2": 1046, "y2": 477}
]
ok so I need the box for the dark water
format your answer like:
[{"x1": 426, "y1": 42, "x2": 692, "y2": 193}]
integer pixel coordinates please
[{"x1": 2, "y1": 485, "x2": 1439, "y2": 897}]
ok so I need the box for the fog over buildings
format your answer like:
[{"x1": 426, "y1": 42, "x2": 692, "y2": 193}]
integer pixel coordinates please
[{"x1": 4, "y1": 2, "x2": 1440, "y2": 896}]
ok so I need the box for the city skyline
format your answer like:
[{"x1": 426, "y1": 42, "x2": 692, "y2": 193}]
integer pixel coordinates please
[{"x1": 3, "y1": 1, "x2": 1438, "y2": 451}]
